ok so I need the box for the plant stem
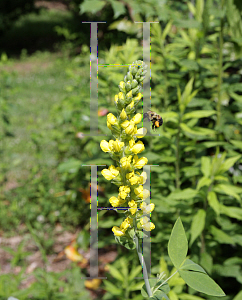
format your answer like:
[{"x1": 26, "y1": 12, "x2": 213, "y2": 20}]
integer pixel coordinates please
[
  {"x1": 175, "y1": 124, "x2": 181, "y2": 189},
  {"x1": 216, "y1": 0, "x2": 224, "y2": 150},
  {"x1": 133, "y1": 233, "x2": 152, "y2": 297},
  {"x1": 153, "y1": 270, "x2": 178, "y2": 294}
]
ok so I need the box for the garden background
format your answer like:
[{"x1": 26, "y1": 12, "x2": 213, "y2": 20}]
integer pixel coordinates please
[{"x1": 1, "y1": 0, "x2": 242, "y2": 299}]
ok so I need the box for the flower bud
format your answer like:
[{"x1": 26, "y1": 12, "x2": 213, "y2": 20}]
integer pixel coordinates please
[
  {"x1": 140, "y1": 202, "x2": 155, "y2": 214},
  {"x1": 134, "y1": 156, "x2": 148, "y2": 169},
  {"x1": 125, "y1": 81, "x2": 131, "y2": 92},
  {"x1": 128, "y1": 200, "x2": 137, "y2": 215},
  {"x1": 126, "y1": 72, "x2": 133, "y2": 81},
  {"x1": 132, "y1": 113, "x2": 142, "y2": 124},
  {"x1": 120, "y1": 109, "x2": 127, "y2": 120},
  {"x1": 131, "y1": 79, "x2": 138, "y2": 89},
  {"x1": 112, "y1": 139, "x2": 124, "y2": 152},
  {"x1": 140, "y1": 216, "x2": 155, "y2": 231},
  {"x1": 118, "y1": 81, "x2": 126, "y2": 93},
  {"x1": 135, "y1": 127, "x2": 147, "y2": 138},
  {"x1": 120, "y1": 155, "x2": 132, "y2": 170},
  {"x1": 130, "y1": 141, "x2": 145, "y2": 154},
  {"x1": 112, "y1": 226, "x2": 126, "y2": 236}
]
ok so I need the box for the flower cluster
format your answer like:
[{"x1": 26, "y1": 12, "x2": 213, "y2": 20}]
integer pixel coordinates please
[{"x1": 100, "y1": 61, "x2": 155, "y2": 238}]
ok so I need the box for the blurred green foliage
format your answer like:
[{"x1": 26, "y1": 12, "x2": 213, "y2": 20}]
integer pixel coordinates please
[{"x1": 1, "y1": 0, "x2": 242, "y2": 299}]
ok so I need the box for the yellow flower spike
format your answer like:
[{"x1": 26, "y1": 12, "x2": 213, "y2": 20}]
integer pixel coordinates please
[
  {"x1": 109, "y1": 196, "x2": 121, "y2": 207},
  {"x1": 107, "y1": 113, "x2": 118, "y2": 125},
  {"x1": 101, "y1": 165, "x2": 119, "y2": 180},
  {"x1": 140, "y1": 216, "x2": 155, "y2": 231},
  {"x1": 130, "y1": 141, "x2": 145, "y2": 154},
  {"x1": 112, "y1": 139, "x2": 124, "y2": 152},
  {"x1": 126, "y1": 90, "x2": 132, "y2": 98},
  {"x1": 112, "y1": 226, "x2": 126, "y2": 236},
  {"x1": 128, "y1": 200, "x2": 138, "y2": 215},
  {"x1": 120, "y1": 155, "x2": 132, "y2": 170},
  {"x1": 140, "y1": 202, "x2": 155, "y2": 214},
  {"x1": 120, "y1": 109, "x2": 127, "y2": 120},
  {"x1": 119, "y1": 185, "x2": 130, "y2": 199},
  {"x1": 100, "y1": 140, "x2": 113, "y2": 152},
  {"x1": 132, "y1": 113, "x2": 142, "y2": 125},
  {"x1": 139, "y1": 171, "x2": 147, "y2": 184},
  {"x1": 135, "y1": 127, "x2": 147, "y2": 138},
  {"x1": 134, "y1": 156, "x2": 148, "y2": 169}
]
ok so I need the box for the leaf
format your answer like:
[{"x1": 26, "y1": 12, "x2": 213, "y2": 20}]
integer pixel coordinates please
[
  {"x1": 196, "y1": 176, "x2": 212, "y2": 190},
  {"x1": 210, "y1": 225, "x2": 235, "y2": 245},
  {"x1": 219, "y1": 204, "x2": 242, "y2": 220},
  {"x1": 180, "y1": 123, "x2": 215, "y2": 136},
  {"x1": 234, "y1": 290, "x2": 242, "y2": 300},
  {"x1": 182, "y1": 110, "x2": 216, "y2": 120},
  {"x1": 57, "y1": 158, "x2": 82, "y2": 173},
  {"x1": 162, "y1": 20, "x2": 173, "y2": 40},
  {"x1": 128, "y1": 265, "x2": 142, "y2": 281},
  {"x1": 213, "y1": 184, "x2": 241, "y2": 202},
  {"x1": 103, "y1": 280, "x2": 122, "y2": 295},
  {"x1": 180, "y1": 259, "x2": 206, "y2": 273},
  {"x1": 168, "y1": 218, "x2": 188, "y2": 269},
  {"x1": 107, "y1": 264, "x2": 124, "y2": 282},
  {"x1": 115, "y1": 236, "x2": 136, "y2": 250},
  {"x1": 167, "y1": 188, "x2": 198, "y2": 200},
  {"x1": 109, "y1": 0, "x2": 126, "y2": 18},
  {"x1": 80, "y1": 0, "x2": 106, "y2": 14},
  {"x1": 231, "y1": 139, "x2": 242, "y2": 150},
  {"x1": 190, "y1": 209, "x2": 206, "y2": 246},
  {"x1": 201, "y1": 156, "x2": 211, "y2": 177},
  {"x1": 207, "y1": 191, "x2": 220, "y2": 215},
  {"x1": 219, "y1": 155, "x2": 241, "y2": 173},
  {"x1": 178, "y1": 270, "x2": 225, "y2": 296}
]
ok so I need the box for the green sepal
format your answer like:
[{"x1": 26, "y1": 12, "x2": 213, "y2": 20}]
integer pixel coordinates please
[{"x1": 115, "y1": 235, "x2": 136, "y2": 250}]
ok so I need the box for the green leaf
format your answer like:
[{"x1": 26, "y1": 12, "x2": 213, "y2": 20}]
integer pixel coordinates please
[
  {"x1": 219, "y1": 204, "x2": 242, "y2": 220},
  {"x1": 141, "y1": 278, "x2": 158, "y2": 298},
  {"x1": 219, "y1": 155, "x2": 241, "y2": 173},
  {"x1": 178, "y1": 270, "x2": 225, "y2": 296},
  {"x1": 190, "y1": 209, "x2": 206, "y2": 246},
  {"x1": 107, "y1": 264, "x2": 124, "y2": 282},
  {"x1": 103, "y1": 280, "x2": 122, "y2": 295},
  {"x1": 109, "y1": 0, "x2": 126, "y2": 18},
  {"x1": 213, "y1": 184, "x2": 241, "y2": 202},
  {"x1": 168, "y1": 218, "x2": 188, "y2": 269},
  {"x1": 162, "y1": 20, "x2": 173, "y2": 40},
  {"x1": 115, "y1": 235, "x2": 136, "y2": 250},
  {"x1": 180, "y1": 259, "x2": 206, "y2": 273},
  {"x1": 201, "y1": 156, "x2": 211, "y2": 177},
  {"x1": 210, "y1": 225, "x2": 235, "y2": 245},
  {"x1": 180, "y1": 123, "x2": 215, "y2": 136},
  {"x1": 207, "y1": 191, "x2": 220, "y2": 215},
  {"x1": 167, "y1": 188, "x2": 197, "y2": 200},
  {"x1": 196, "y1": 176, "x2": 212, "y2": 190},
  {"x1": 233, "y1": 290, "x2": 242, "y2": 300},
  {"x1": 231, "y1": 139, "x2": 242, "y2": 150},
  {"x1": 200, "y1": 252, "x2": 213, "y2": 274},
  {"x1": 182, "y1": 110, "x2": 216, "y2": 120},
  {"x1": 57, "y1": 158, "x2": 82, "y2": 173},
  {"x1": 128, "y1": 265, "x2": 142, "y2": 281},
  {"x1": 80, "y1": 0, "x2": 106, "y2": 14}
]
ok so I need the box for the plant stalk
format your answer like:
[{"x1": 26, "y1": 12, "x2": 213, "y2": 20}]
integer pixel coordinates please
[{"x1": 134, "y1": 233, "x2": 152, "y2": 297}]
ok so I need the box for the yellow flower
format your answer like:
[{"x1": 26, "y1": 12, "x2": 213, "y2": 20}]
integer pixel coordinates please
[
  {"x1": 120, "y1": 155, "x2": 132, "y2": 169},
  {"x1": 101, "y1": 165, "x2": 119, "y2": 180},
  {"x1": 140, "y1": 202, "x2": 155, "y2": 214},
  {"x1": 85, "y1": 278, "x2": 102, "y2": 290},
  {"x1": 132, "y1": 113, "x2": 142, "y2": 125},
  {"x1": 114, "y1": 95, "x2": 118, "y2": 104},
  {"x1": 135, "y1": 127, "x2": 147, "y2": 138},
  {"x1": 119, "y1": 185, "x2": 130, "y2": 199},
  {"x1": 119, "y1": 81, "x2": 126, "y2": 90},
  {"x1": 139, "y1": 172, "x2": 147, "y2": 184},
  {"x1": 129, "y1": 139, "x2": 135, "y2": 148},
  {"x1": 126, "y1": 171, "x2": 140, "y2": 185},
  {"x1": 134, "y1": 185, "x2": 150, "y2": 200},
  {"x1": 109, "y1": 196, "x2": 120, "y2": 207},
  {"x1": 107, "y1": 113, "x2": 118, "y2": 125},
  {"x1": 133, "y1": 92, "x2": 142, "y2": 103},
  {"x1": 107, "y1": 121, "x2": 112, "y2": 130},
  {"x1": 130, "y1": 141, "x2": 145, "y2": 154},
  {"x1": 100, "y1": 140, "x2": 114, "y2": 152},
  {"x1": 112, "y1": 226, "x2": 126, "y2": 236},
  {"x1": 112, "y1": 139, "x2": 124, "y2": 152},
  {"x1": 121, "y1": 120, "x2": 136, "y2": 135},
  {"x1": 140, "y1": 216, "x2": 155, "y2": 231},
  {"x1": 120, "y1": 109, "x2": 127, "y2": 120},
  {"x1": 134, "y1": 156, "x2": 148, "y2": 169},
  {"x1": 128, "y1": 200, "x2": 137, "y2": 215},
  {"x1": 121, "y1": 217, "x2": 133, "y2": 230},
  {"x1": 126, "y1": 90, "x2": 132, "y2": 98}
]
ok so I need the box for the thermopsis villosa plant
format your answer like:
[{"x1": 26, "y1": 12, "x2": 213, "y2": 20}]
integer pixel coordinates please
[{"x1": 100, "y1": 60, "x2": 225, "y2": 299}]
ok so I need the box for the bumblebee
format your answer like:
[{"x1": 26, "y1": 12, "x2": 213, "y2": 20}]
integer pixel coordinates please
[{"x1": 143, "y1": 110, "x2": 163, "y2": 130}]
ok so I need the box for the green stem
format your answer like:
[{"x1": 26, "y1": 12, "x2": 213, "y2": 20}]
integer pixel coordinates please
[
  {"x1": 175, "y1": 124, "x2": 181, "y2": 189},
  {"x1": 153, "y1": 270, "x2": 178, "y2": 294},
  {"x1": 133, "y1": 233, "x2": 152, "y2": 297},
  {"x1": 216, "y1": 0, "x2": 224, "y2": 150}
]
